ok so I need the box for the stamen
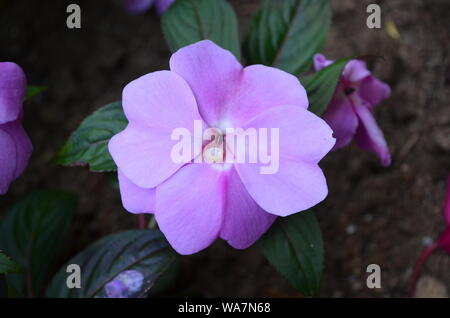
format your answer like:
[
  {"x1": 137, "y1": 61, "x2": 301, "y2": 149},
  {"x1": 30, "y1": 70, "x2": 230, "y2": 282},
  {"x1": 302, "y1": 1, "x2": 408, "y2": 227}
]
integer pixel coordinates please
[{"x1": 203, "y1": 132, "x2": 224, "y2": 164}]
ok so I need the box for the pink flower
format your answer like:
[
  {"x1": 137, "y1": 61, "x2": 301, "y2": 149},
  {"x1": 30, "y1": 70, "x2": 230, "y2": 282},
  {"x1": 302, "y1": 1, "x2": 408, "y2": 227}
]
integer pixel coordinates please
[
  {"x1": 409, "y1": 175, "x2": 450, "y2": 296},
  {"x1": 109, "y1": 40, "x2": 335, "y2": 254},
  {"x1": 124, "y1": 0, "x2": 175, "y2": 15},
  {"x1": 438, "y1": 175, "x2": 450, "y2": 253},
  {"x1": 0, "y1": 62, "x2": 32, "y2": 195},
  {"x1": 314, "y1": 54, "x2": 392, "y2": 166}
]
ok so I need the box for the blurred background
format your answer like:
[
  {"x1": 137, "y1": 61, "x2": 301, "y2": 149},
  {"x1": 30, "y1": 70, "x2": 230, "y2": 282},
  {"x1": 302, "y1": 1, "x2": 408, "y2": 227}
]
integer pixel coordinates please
[{"x1": 0, "y1": 0, "x2": 449, "y2": 297}]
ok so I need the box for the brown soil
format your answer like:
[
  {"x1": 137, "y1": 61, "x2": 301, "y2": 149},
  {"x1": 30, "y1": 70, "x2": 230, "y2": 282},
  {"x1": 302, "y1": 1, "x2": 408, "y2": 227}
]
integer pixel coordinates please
[{"x1": 0, "y1": 0, "x2": 449, "y2": 297}]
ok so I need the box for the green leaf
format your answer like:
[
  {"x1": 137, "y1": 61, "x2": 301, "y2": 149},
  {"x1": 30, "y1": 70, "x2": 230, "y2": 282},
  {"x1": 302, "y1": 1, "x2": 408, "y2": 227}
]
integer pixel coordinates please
[
  {"x1": 162, "y1": 0, "x2": 241, "y2": 59},
  {"x1": 0, "y1": 275, "x2": 6, "y2": 298},
  {"x1": 25, "y1": 86, "x2": 47, "y2": 101},
  {"x1": 244, "y1": 0, "x2": 331, "y2": 75},
  {"x1": 0, "y1": 191, "x2": 77, "y2": 297},
  {"x1": 260, "y1": 210, "x2": 323, "y2": 297},
  {"x1": 46, "y1": 229, "x2": 178, "y2": 298},
  {"x1": 301, "y1": 57, "x2": 352, "y2": 116},
  {"x1": 53, "y1": 101, "x2": 127, "y2": 172},
  {"x1": 0, "y1": 252, "x2": 22, "y2": 274}
]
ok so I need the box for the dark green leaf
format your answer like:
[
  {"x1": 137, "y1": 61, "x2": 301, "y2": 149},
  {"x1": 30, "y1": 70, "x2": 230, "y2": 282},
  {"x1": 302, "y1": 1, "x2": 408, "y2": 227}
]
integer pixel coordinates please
[
  {"x1": 0, "y1": 275, "x2": 6, "y2": 298},
  {"x1": 53, "y1": 101, "x2": 127, "y2": 172},
  {"x1": 301, "y1": 57, "x2": 352, "y2": 116},
  {"x1": 0, "y1": 252, "x2": 22, "y2": 274},
  {"x1": 25, "y1": 86, "x2": 47, "y2": 101},
  {"x1": 260, "y1": 210, "x2": 323, "y2": 297},
  {"x1": 162, "y1": 0, "x2": 241, "y2": 59},
  {"x1": 244, "y1": 0, "x2": 331, "y2": 75},
  {"x1": 0, "y1": 191, "x2": 77, "y2": 297},
  {"x1": 46, "y1": 230, "x2": 178, "y2": 298}
]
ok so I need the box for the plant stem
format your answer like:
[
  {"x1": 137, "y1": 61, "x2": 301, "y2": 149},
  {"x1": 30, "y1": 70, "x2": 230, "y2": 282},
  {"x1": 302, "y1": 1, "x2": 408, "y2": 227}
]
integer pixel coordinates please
[
  {"x1": 138, "y1": 214, "x2": 146, "y2": 229},
  {"x1": 408, "y1": 242, "x2": 439, "y2": 297}
]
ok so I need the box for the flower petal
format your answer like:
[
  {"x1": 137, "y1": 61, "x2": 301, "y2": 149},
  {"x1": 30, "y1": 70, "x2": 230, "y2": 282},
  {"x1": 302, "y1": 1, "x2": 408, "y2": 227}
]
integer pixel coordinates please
[
  {"x1": 353, "y1": 100, "x2": 391, "y2": 166},
  {"x1": 343, "y1": 60, "x2": 371, "y2": 83},
  {"x1": 235, "y1": 105, "x2": 334, "y2": 216},
  {"x1": 224, "y1": 65, "x2": 308, "y2": 127},
  {"x1": 169, "y1": 40, "x2": 243, "y2": 126},
  {"x1": 155, "y1": 164, "x2": 225, "y2": 254},
  {"x1": 124, "y1": 0, "x2": 154, "y2": 14},
  {"x1": 110, "y1": 122, "x2": 196, "y2": 189},
  {"x1": 118, "y1": 170, "x2": 155, "y2": 214},
  {"x1": 1, "y1": 121, "x2": 32, "y2": 179},
  {"x1": 359, "y1": 76, "x2": 391, "y2": 106},
  {"x1": 241, "y1": 105, "x2": 335, "y2": 164},
  {"x1": 0, "y1": 127, "x2": 17, "y2": 195},
  {"x1": 323, "y1": 96, "x2": 359, "y2": 150},
  {"x1": 444, "y1": 175, "x2": 450, "y2": 226},
  {"x1": 110, "y1": 71, "x2": 203, "y2": 188},
  {"x1": 220, "y1": 168, "x2": 276, "y2": 249},
  {"x1": 236, "y1": 158, "x2": 329, "y2": 217},
  {"x1": 121, "y1": 70, "x2": 202, "y2": 130},
  {"x1": 0, "y1": 62, "x2": 27, "y2": 124},
  {"x1": 313, "y1": 54, "x2": 334, "y2": 71},
  {"x1": 155, "y1": 0, "x2": 175, "y2": 14},
  {"x1": 438, "y1": 227, "x2": 450, "y2": 254}
]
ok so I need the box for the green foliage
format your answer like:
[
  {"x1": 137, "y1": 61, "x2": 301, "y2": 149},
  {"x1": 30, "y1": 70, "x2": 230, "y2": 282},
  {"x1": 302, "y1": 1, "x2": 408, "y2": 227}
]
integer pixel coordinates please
[
  {"x1": 0, "y1": 252, "x2": 22, "y2": 274},
  {"x1": 162, "y1": 0, "x2": 241, "y2": 59},
  {"x1": 54, "y1": 101, "x2": 127, "y2": 172},
  {"x1": 302, "y1": 57, "x2": 352, "y2": 116},
  {"x1": 244, "y1": 0, "x2": 331, "y2": 76},
  {"x1": 46, "y1": 230, "x2": 178, "y2": 298},
  {"x1": 0, "y1": 191, "x2": 76, "y2": 297},
  {"x1": 260, "y1": 210, "x2": 324, "y2": 297},
  {"x1": 25, "y1": 86, "x2": 47, "y2": 101}
]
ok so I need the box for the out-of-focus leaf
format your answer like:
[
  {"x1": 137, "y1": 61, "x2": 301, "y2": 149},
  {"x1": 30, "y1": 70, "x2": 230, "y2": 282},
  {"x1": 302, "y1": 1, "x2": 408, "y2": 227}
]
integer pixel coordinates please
[
  {"x1": 0, "y1": 191, "x2": 76, "y2": 297},
  {"x1": 0, "y1": 252, "x2": 21, "y2": 274},
  {"x1": 25, "y1": 86, "x2": 47, "y2": 101},
  {"x1": 0, "y1": 275, "x2": 6, "y2": 298},
  {"x1": 260, "y1": 210, "x2": 323, "y2": 297},
  {"x1": 53, "y1": 101, "x2": 127, "y2": 172},
  {"x1": 46, "y1": 230, "x2": 178, "y2": 298},
  {"x1": 244, "y1": 0, "x2": 331, "y2": 75},
  {"x1": 162, "y1": 0, "x2": 241, "y2": 59},
  {"x1": 301, "y1": 57, "x2": 351, "y2": 116}
]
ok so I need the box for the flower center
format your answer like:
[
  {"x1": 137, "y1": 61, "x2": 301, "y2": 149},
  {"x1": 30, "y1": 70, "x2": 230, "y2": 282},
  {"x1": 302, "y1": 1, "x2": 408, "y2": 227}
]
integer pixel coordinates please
[
  {"x1": 202, "y1": 128, "x2": 226, "y2": 164},
  {"x1": 344, "y1": 87, "x2": 356, "y2": 96}
]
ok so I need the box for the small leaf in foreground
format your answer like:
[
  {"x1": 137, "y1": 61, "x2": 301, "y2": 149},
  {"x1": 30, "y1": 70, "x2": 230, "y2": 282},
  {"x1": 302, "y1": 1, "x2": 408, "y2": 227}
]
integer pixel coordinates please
[
  {"x1": 46, "y1": 229, "x2": 178, "y2": 298},
  {"x1": 53, "y1": 101, "x2": 127, "y2": 172},
  {"x1": 0, "y1": 252, "x2": 22, "y2": 274},
  {"x1": 25, "y1": 86, "x2": 47, "y2": 101}
]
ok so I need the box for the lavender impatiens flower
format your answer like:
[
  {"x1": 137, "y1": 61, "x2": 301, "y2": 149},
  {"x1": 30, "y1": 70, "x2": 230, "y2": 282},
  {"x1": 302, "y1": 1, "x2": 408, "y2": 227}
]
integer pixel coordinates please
[
  {"x1": 124, "y1": 0, "x2": 175, "y2": 15},
  {"x1": 0, "y1": 62, "x2": 32, "y2": 195},
  {"x1": 109, "y1": 40, "x2": 335, "y2": 255},
  {"x1": 314, "y1": 54, "x2": 392, "y2": 166}
]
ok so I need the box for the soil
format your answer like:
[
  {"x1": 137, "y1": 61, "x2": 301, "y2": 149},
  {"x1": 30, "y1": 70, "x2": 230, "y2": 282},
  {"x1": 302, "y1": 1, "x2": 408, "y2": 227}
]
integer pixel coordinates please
[{"x1": 0, "y1": 0, "x2": 449, "y2": 297}]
